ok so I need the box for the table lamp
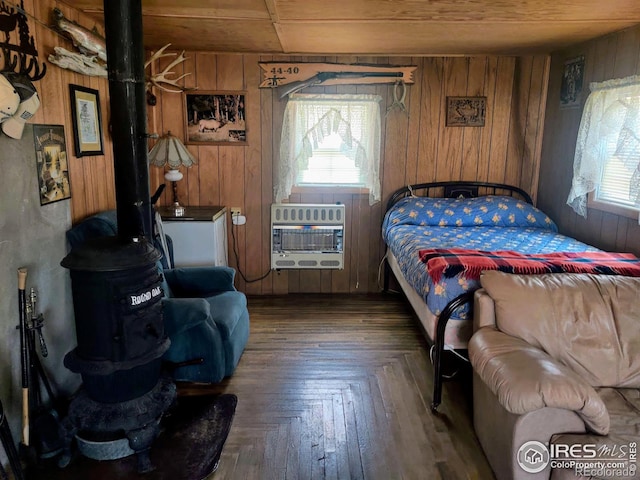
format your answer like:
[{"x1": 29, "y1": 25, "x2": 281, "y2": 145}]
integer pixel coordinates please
[{"x1": 148, "y1": 131, "x2": 196, "y2": 216}]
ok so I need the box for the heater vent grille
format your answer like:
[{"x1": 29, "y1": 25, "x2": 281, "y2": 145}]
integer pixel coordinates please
[
  {"x1": 272, "y1": 204, "x2": 343, "y2": 225},
  {"x1": 271, "y1": 204, "x2": 345, "y2": 270}
]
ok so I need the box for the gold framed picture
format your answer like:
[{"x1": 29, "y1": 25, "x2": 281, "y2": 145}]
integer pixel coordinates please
[
  {"x1": 69, "y1": 84, "x2": 104, "y2": 156},
  {"x1": 33, "y1": 124, "x2": 71, "y2": 205}
]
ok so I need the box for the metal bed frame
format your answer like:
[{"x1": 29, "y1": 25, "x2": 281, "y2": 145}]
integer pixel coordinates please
[{"x1": 383, "y1": 181, "x2": 533, "y2": 411}]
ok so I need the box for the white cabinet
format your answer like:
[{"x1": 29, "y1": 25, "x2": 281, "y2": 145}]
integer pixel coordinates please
[{"x1": 158, "y1": 206, "x2": 228, "y2": 267}]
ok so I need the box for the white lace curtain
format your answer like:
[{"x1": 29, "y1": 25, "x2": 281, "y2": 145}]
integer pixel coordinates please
[
  {"x1": 276, "y1": 93, "x2": 382, "y2": 205},
  {"x1": 567, "y1": 74, "x2": 640, "y2": 217}
]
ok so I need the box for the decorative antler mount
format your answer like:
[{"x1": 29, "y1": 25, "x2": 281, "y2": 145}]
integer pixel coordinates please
[{"x1": 145, "y1": 43, "x2": 196, "y2": 106}]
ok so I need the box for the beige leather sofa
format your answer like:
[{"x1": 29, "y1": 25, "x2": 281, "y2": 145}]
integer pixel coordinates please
[{"x1": 469, "y1": 270, "x2": 640, "y2": 480}]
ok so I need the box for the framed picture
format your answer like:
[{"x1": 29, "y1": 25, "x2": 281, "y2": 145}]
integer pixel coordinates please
[
  {"x1": 33, "y1": 124, "x2": 72, "y2": 205},
  {"x1": 560, "y1": 56, "x2": 585, "y2": 108},
  {"x1": 446, "y1": 96, "x2": 486, "y2": 127},
  {"x1": 184, "y1": 91, "x2": 246, "y2": 145},
  {"x1": 69, "y1": 84, "x2": 104, "y2": 156}
]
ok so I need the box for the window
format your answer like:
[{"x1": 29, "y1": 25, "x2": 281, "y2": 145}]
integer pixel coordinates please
[
  {"x1": 297, "y1": 133, "x2": 363, "y2": 186},
  {"x1": 592, "y1": 149, "x2": 638, "y2": 210},
  {"x1": 567, "y1": 75, "x2": 640, "y2": 218},
  {"x1": 276, "y1": 93, "x2": 382, "y2": 205}
]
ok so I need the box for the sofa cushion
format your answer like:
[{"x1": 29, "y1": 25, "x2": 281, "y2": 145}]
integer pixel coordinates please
[
  {"x1": 551, "y1": 388, "x2": 640, "y2": 480},
  {"x1": 480, "y1": 271, "x2": 640, "y2": 388}
]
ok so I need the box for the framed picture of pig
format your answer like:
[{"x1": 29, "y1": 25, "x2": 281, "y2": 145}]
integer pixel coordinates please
[{"x1": 184, "y1": 91, "x2": 246, "y2": 145}]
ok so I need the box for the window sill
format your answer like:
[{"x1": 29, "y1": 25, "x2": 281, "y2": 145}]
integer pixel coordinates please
[
  {"x1": 587, "y1": 195, "x2": 639, "y2": 219},
  {"x1": 292, "y1": 186, "x2": 370, "y2": 195}
]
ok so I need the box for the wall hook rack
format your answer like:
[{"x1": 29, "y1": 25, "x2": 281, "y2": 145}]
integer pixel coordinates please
[{"x1": 0, "y1": 0, "x2": 46, "y2": 81}]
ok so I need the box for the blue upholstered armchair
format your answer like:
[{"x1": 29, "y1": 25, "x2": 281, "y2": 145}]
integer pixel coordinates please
[{"x1": 65, "y1": 210, "x2": 249, "y2": 384}]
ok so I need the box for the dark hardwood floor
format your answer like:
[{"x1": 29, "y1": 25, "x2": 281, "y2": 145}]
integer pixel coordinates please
[
  {"x1": 187, "y1": 293, "x2": 494, "y2": 480},
  {"x1": 30, "y1": 293, "x2": 494, "y2": 479}
]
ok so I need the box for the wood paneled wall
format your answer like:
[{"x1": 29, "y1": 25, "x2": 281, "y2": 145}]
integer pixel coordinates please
[
  {"x1": 538, "y1": 25, "x2": 640, "y2": 255},
  {"x1": 27, "y1": 1, "x2": 115, "y2": 222},
  {"x1": 146, "y1": 54, "x2": 550, "y2": 294},
  {"x1": 35, "y1": 6, "x2": 550, "y2": 295}
]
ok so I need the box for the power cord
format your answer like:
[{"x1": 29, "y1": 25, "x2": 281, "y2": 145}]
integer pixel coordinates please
[
  {"x1": 230, "y1": 212, "x2": 272, "y2": 283},
  {"x1": 377, "y1": 252, "x2": 401, "y2": 294}
]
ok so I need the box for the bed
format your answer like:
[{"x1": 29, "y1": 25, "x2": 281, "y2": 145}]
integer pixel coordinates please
[{"x1": 382, "y1": 181, "x2": 602, "y2": 411}]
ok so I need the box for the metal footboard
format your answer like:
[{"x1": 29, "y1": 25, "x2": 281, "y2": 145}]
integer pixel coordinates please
[{"x1": 430, "y1": 292, "x2": 474, "y2": 411}]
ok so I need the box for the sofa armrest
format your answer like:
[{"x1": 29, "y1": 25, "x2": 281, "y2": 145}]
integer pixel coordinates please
[
  {"x1": 162, "y1": 297, "x2": 211, "y2": 337},
  {"x1": 473, "y1": 288, "x2": 496, "y2": 331},
  {"x1": 164, "y1": 266, "x2": 237, "y2": 297},
  {"x1": 469, "y1": 327, "x2": 610, "y2": 435}
]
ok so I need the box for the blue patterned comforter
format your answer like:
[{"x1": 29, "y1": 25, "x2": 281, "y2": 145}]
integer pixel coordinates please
[{"x1": 383, "y1": 196, "x2": 599, "y2": 320}]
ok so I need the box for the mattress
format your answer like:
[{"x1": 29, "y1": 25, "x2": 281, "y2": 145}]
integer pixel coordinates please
[{"x1": 383, "y1": 195, "x2": 599, "y2": 349}]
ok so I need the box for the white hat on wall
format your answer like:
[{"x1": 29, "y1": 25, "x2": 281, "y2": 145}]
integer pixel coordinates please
[
  {"x1": 1, "y1": 73, "x2": 41, "y2": 139},
  {"x1": 0, "y1": 74, "x2": 21, "y2": 123}
]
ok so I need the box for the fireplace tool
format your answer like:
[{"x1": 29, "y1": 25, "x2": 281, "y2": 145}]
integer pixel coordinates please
[
  {"x1": 25, "y1": 287, "x2": 64, "y2": 461},
  {"x1": 17, "y1": 268, "x2": 63, "y2": 467},
  {"x1": 17, "y1": 268, "x2": 30, "y2": 454}
]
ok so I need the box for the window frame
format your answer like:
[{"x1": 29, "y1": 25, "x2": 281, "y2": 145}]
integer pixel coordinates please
[
  {"x1": 276, "y1": 93, "x2": 382, "y2": 206},
  {"x1": 291, "y1": 185, "x2": 370, "y2": 196},
  {"x1": 587, "y1": 130, "x2": 640, "y2": 219},
  {"x1": 587, "y1": 191, "x2": 639, "y2": 219},
  {"x1": 566, "y1": 74, "x2": 640, "y2": 218}
]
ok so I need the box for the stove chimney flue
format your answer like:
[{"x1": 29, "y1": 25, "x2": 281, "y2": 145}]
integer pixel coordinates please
[{"x1": 103, "y1": 0, "x2": 152, "y2": 242}]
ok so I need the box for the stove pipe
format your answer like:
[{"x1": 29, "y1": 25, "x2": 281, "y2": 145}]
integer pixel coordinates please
[{"x1": 103, "y1": 0, "x2": 153, "y2": 242}]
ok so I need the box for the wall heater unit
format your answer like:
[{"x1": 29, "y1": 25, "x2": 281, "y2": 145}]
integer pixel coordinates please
[{"x1": 271, "y1": 203, "x2": 345, "y2": 269}]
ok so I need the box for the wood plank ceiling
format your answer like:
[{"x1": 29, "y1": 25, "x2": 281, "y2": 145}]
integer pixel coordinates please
[{"x1": 60, "y1": 0, "x2": 640, "y2": 55}]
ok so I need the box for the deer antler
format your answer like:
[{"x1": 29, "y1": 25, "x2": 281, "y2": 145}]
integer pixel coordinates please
[
  {"x1": 145, "y1": 43, "x2": 195, "y2": 93},
  {"x1": 144, "y1": 43, "x2": 174, "y2": 70}
]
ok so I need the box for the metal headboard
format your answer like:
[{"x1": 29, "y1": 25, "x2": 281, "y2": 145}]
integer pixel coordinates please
[{"x1": 386, "y1": 181, "x2": 533, "y2": 213}]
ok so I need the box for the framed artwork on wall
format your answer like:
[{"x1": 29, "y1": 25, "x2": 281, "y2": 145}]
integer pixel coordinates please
[
  {"x1": 560, "y1": 56, "x2": 585, "y2": 108},
  {"x1": 69, "y1": 84, "x2": 104, "y2": 156},
  {"x1": 184, "y1": 91, "x2": 246, "y2": 145},
  {"x1": 33, "y1": 124, "x2": 72, "y2": 205},
  {"x1": 446, "y1": 96, "x2": 486, "y2": 127}
]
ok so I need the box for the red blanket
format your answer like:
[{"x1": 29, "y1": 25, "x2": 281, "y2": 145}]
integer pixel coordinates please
[{"x1": 418, "y1": 248, "x2": 640, "y2": 283}]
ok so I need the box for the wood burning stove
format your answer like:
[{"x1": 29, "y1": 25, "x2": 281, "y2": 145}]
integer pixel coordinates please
[
  {"x1": 61, "y1": 238, "x2": 175, "y2": 472},
  {"x1": 60, "y1": 0, "x2": 176, "y2": 473},
  {"x1": 62, "y1": 238, "x2": 169, "y2": 403}
]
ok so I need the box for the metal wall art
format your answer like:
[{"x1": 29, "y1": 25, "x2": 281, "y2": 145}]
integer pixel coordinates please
[{"x1": 0, "y1": 0, "x2": 46, "y2": 80}]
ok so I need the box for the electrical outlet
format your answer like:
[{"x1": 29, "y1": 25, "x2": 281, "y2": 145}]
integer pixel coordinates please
[{"x1": 230, "y1": 207, "x2": 242, "y2": 217}]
